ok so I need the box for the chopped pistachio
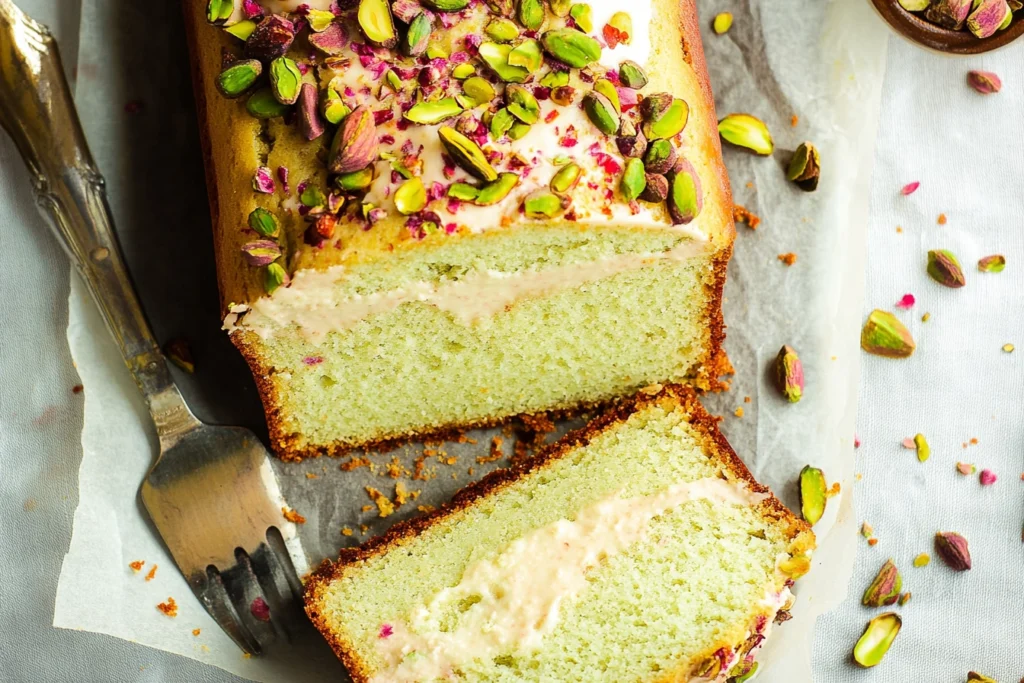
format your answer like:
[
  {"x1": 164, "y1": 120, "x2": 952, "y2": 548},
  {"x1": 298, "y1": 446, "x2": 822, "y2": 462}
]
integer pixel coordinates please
[
  {"x1": 241, "y1": 240, "x2": 282, "y2": 267},
  {"x1": 206, "y1": 0, "x2": 234, "y2": 24},
  {"x1": 508, "y1": 38, "x2": 544, "y2": 73},
  {"x1": 787, "y1": 142, "x2": 821, "y2": 192},
  {"x1": 246, "y1": 88, "x2": 291, "y2": 119},
  {"x1": 853, "y1": 613, "x2": 901, "y2": 668},
  {"x1": 718, "y1": 113, "x2": 774, "y2": 155},
  {"x1": 618, "y1": 60, "x2": 649, "y2": 89},
  {"x1": 224, "y1": 20, "x2": 257, "y2": 41},
  {"x1": 421, "y1": 0, "x2": 469, "y2": 10},
  {"x1": 541, "y1": 28, "x2": 602, "y2": 68},
  {"x1": 448, "y1": 183, "x2": 480, "y2": 201},
  {"x1": 506, "y1": 85, "x2": 541, "y2": 124},
  {"x1": 517, "y1": 0, "x2": 545, "y2": 30},
  {"x1": 486, "y1": 18, "x2": 520, "y2": 42},
  {"x1": 405, "y1": 98, "x2": 463, "y2": 124},
  {"x1": 474, "y1": 172, "x2": 520, "y2": 205},
  {"x1": 644, "y1": 97, "x2": 688, "y2": 140},
  {"x1": 216, "y1": 59, "x2": 262, "y2": 99},
  {"x1": 478, "y1": 42, "x2": 530, "y2": 82},
  {"x1": 569, "y1": 3, "x2": 593, "y2": 32},
  {"x1": 489, "y1": 107, "x2": 516, "y2": 138},
  {"x1": 248, "y1": 208, "x2": 280, "y2": 238},
  {"x1": 861, "y1": 309, "x2": 915, "y2": 358},
  {"x1": 978, "y1": 254, "x2": 1006, "y2": 272},
  {"x1": 523, "y1": 189, "x2": 570, "y2": 218},
  {"x1": 463, "y1": 77, "x2": 497, "y2": 105},
  {"x1": 264, "y1": 263, "x2": 289, "y2": 294},
  {"x1": 269, "y1": 57, "x2": 303, "y2": 105},
  {"x1": 439, "y1": 126, "x2": 498, "y2": 181},
  {"x1": 927, "y1": 249, "x2": 966, "y2": 288},
  {"x1": 321, "y1": 89, "x2": 351, "y2": 125},
  {"x1": 606, "y1": 11, "x2": 632, "y2": 44},
  {"x1": 336, "y1": 167, "x2": 375, "y2": 191},
  {"x1": 507, "y1": 121, "x2": 531, "y2": 140},
  {"x1": 540, "y1": 70, "x2": 570, "y2": 88},
  {"x1": 307, "y1": 9, "x2": 337, "y2": 32},
  {"x1": 582, "y1": 91, "x2": 619, "y2": 135},
  {"x1": 300, "y1": 185, "x2": 326, "y2": 208},
  {"x1": 452, "y1": 63, "x2": 476, "y2": 79},
  {"x1": 913, "y1": 553, "x2": 930, "y2": 567},
  {"x1": 357, "y1": 0, "x2": 398, "y2": 49},
  {"x1": 593, "y1": 78, "x2": 621, "y2": 114},
  {"x1": 713, "y1": 12, "x2": 733, "y2": 34}
]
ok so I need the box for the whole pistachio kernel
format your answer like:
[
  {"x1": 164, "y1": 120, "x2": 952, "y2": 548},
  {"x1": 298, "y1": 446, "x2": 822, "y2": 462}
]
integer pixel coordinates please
[
  {"x1": 478, "y1": 42, "x2": 530, "y2": 83},
  {"x1": 666, "y1": 159, "x2": 702, "y2": 224},
  {"x1": 967, "y1": 673, "x2": 1000, "y2": 683},
  {"x1": 300, "y1": 185, "x2": 326, "y2": 209},
  {"x1": 405, "y1": 98, "x2": 463, "y2": 124},
  {"x1": 246, "y1": 15, "x2": 296, "y2": 62},
  {"x1": 773, "y1": 344, "x2": 804, "y2": 403},
  {"x1": 913, "y1": 433, "x2": 930, "y2": 462},
  {"x1": 452, "y1": 63, "x2": 476, "y2": 79},
  {"x1": 216, "y1": 59, "x2": 262, "y2": 99},
  {"x1": 618, "y1": 60, "x2": 649, "y2": 89},
  {"x1": 550, "y1": 0, "x2": 572, "y2": 16},
  {"x1": 474, "y1": 172, "x2": 520, "y2": 205},
  {"x1": 506, "y1": 85, "x2": 541, "y2": 124},
  {"x1": 336, "y1": 166, "x2": 375, "y2": 191},
  {"x1": 540, "y1": 70, "x2": 570, "y2": 88},
  {"x1": 927, "y1": 249, "x2": 966, "y2": 288},
  {"x1": 403, "y1": 13, "x2": 432, "y2": 57},
  {"x1": 620, "y1": 158, "x2": 646, "y2": 202},
  {"x1": 246, "y1": 88, "x2": 291, "y2": 119},
  {"x1": 486, "y1": 18, "x2": 520, "y2": 42},
  {"x1": 978, "y1": 254, "x2": 1006, "y2": 272},
  {"x1": 394, "y1": 177, "x2": 428, "y2": 215},
  {"x1": 248, "y1": 207, "x2": 280, "y2": 238},
  {"x1": 541, "y1": 28, "x2": 602, "y2": 68},
  {"x1": 787, "y1": 141, "x2": 821, "y2": 192},
  {"x1": 264, "y1": 262, "x2": 290, "y2": 294},
  {"x1": 357, "y1": 0, "x2": 398, "y2": 49},
  {"x1": 582, "y1": 91, "x2": 619, "y2": 135},
  {"x1": 463, "y1": 77, "x2": 497, "y2": 105},
  {"x1": 861, "y1": 309, "x2": 915, "y2": 358},
  {"x1": 550, "y1": 85, "x2": 575, "y2": 106},
  {"x1": 605, "y1": 11, "x2": 633, "y2": 44},
  {"x1": 517, "y1": 0, "x2": 545, "y2": 30},
  {"x1": 550, "y1": 162, "x2": 582, "y2": 193},
  {"x1": 967, "y1": 0, "x2": 1012, "y2": 38},
  {"x1": 642, "y1": 139, "x2": 676, "y2": 174},
  {"x1": 861, "y1": 559, "x2": 902, "y2": 607},
  {"x1": 718, "y1": 113, "x2": 774, "y2": 155},
  {"x1": 297, "y1": 83, "x2": 325, "y2": 141},
  {"x1": 241, "y1": 240, "x2": 282, "y2": 267},
  {"x1": 644, "y1": 97, "x2": 689, "y2": 140},
  {"x1": 508, "y1": 39, "x2": 544, "y2": 73},
  {"x1": 439, "y1": 127, "x2": 499, "y2": 181},
  {"x1": 328, "y1": 105, "x2": 379, "y2": 174},
  {"x1": 638, "y1": 173, "x2": 668, "y2": 202},
  {"x1": 799, "y1": 465, "x2": 827, "y2": 526},
  {"x1": 853, "y1": 613, "x2": 901, "y2": 668},
  {"x1": 934, "y1": 531, "x2": 972, "y2": 571},
  {"x1": 730, "y1": 662, "x2": 758, "y2": 683},
  {"x1": 269, "y1": 57, "x2": 303, "y2": 105},
  {"x1": 569, "y1": 3, "x2": 593, "y2": 32},
  {"x1": 523, "y1": 190, "x2": 570, "y2": 218}
]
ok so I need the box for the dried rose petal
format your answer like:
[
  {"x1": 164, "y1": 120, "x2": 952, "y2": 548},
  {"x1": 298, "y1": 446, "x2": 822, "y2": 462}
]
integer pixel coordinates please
[
  {"x1": 900, "y1": 181, "x2": 920, "y2": 196},
  {"x1": 250, "y1": 597, "x2": 271, "y2": 622},
  {"x1": 379, "y1": 624, "x2": 394, "y2": 638},
  {"x1": 979, "y1": 469, "x2": 997, "y2": 486},
  {"x1": 895, "y1": 293, "x2": 915, "y2": 309},
  {"x1": 901, "y1": 437, "x2": 916, "y2": 449}
]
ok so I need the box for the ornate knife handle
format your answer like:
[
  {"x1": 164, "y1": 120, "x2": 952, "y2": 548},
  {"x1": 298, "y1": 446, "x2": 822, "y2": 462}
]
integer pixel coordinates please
[{"x1": 0, "y1": 0, "x2": 197, "y2": 441}]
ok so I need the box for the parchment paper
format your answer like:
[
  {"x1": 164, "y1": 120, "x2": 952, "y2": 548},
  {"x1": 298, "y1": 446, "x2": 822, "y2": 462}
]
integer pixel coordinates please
[{"x1": 53, "y1": 1, "x2": 888, "y2": 680}]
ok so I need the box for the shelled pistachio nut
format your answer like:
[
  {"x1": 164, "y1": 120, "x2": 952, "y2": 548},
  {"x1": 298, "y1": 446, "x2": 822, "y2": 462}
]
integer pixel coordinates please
[
  {"x1": 297, "y1": 83, "x2": 325, "y2": 141},
  {"x1": 860, "y1": 309, "x2": 915, "y2": 358},
  {"x1": 569, "y1": 2, "x2": 593, "y2": 32},
  {"x1": 246, "y1": 87, "x2": 291, "y2": 119},
  {"x1": 486, "y1": 18, "x2": 520, "y2": 42},
  {"x1": 463, "y1": 77, "x2": 497, "y2": 105},
  {"x1": 321, "y1": 88, "x2": 351, "y2": 124},
  {"x1": 523, "y1": 189, "x2": 571, "y2": 218},
  {"x1": 421, "y1": 0, "x2": 469, "y2": 11},
  {"x1": 489, "y1": 108, "x2": 516, "y2": 138},
  {"x1": 773, "y1": 345, "x2": 804, "y2": 402},
  {"x1": 926, "y1": 249, "x2": 966, "y2": 288},
  {"x1": 439, "y1": 127, "x2": 499, "y2": 181},
  {"x1": 336, "y1": 166, "x2": 375, "y2": 191},
  {"x1": 269, "y1": 56, "x2": 302, "y2": 105},
  {"x1": 248, "y1": 207, "x2": 280, "y2": 238},
  {"x1": 264, "y1": 262, "x2": 290, "y2": 294},
  {"x1": 506, "y1": 85, "x2": 541, "y2": 124},
  {"x1": 403, "y1": 13, "x2": 432, "y2": 57},
  {"x1": 478, "y1": 42, "x2": 530, "y2": 82},
  {"x1": 508, "y1": 39, "x2": 544, "y2": 73},
  {"x1": 473, "y1": 172, "x2": 520, "y2": 205},
  {"x1": 550, "y1": 162, "x2": 582, "y2": 193},
  {"x1": 447, "y1": 183, "x2": 480, "y2": 201},
  {"x1": 245, "y1": 15, "x2": 296, "y2": 62},
  {"x1": 638, "y1": 173, "x2": 668, "y2": 202},
  {"x1": 666, "y1": 158, "x2": 702, "y2": 224},
  {"x1": 853, "y1": 613, "x2": 901, "y2": 668},
  {"x1": 862, "y1": 559, "x2": 902, "y2": 607},
  {"x1": 357, "y1": 0, "x2": 398, "y2": 48},
  {"x1": 787, "y1": 142, "x2": 820, "y2": 192},
  {"x1": 799, "y1": 465, "x2": 827, "y2": 525},
  {"x1": 328, "y1": 106, "x2": 379, "y2": 174},
  {"x1": 618, "y1": 60, "x2": 649, "y2": 89},
  {"x1": 216, "y1": 59, "x2": 262, "y2": 99},
  {"x1": 241, "y1": 240, "x2": 282, "y2": 267},
  {"x1": 583, "y1": 91, "x2": 620, "y2": 135},
  {"x1": 405, "y1": 98, "x2": 463, "y2": 124},
  {"x1": 718, "y1": 113, "x2": 774, "y2": 155},
  {"x1": 593, "y1": 78, "x2": 621, "y2": 114},
  {"x1": 620, "y1": 158, "x2": 646, "y2": 202},
  {"x1": 642, "y1": 139, "x2": 676, "y2": 174},
  {"x1": 394, "y1": 177, "x2": 427, "y2": 214},
  {"x1": 541, "y1": 28, "x2": 602, "y2": 68},
  {"x1": 518, "y1": 0, "x2": 545, "y2": 30},
  {"x1": 643, "y1": 97, "x2": 688, "y2": 140}
]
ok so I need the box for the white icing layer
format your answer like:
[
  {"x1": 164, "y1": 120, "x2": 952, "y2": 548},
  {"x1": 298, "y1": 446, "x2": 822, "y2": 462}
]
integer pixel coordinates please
[
  {"x1": 370, "y1": 478, "x2": 768, "y2": 683},
  {"x1": 230, "y1": 236, "x2": 708, "y2": 341},
  {"x1": 590, "y1": 0, "x2": 652, "y2": 68}
]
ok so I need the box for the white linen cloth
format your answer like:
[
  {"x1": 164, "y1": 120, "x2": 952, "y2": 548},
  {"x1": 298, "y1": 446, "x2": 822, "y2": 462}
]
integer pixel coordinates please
[{"x1": 0, "y1": 2, "x2": 1021, "y2": 682}]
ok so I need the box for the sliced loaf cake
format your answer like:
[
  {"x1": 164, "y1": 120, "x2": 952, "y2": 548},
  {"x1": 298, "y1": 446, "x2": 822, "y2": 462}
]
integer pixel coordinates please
[{"x1": 305, "y1": 385, "x2": 814, "y2": 682}]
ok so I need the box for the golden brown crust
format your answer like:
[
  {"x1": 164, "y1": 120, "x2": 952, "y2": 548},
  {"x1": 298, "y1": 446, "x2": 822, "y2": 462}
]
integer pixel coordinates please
[{"x1": 304, "y1": 382, "x2": 814, "y2": 680}]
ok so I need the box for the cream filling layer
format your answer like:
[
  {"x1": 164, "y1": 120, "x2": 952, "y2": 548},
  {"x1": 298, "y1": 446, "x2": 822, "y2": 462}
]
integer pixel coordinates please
[
  {"x1": 370, "y1": 477, "x2": 767, "y2": 683},
  {"x1": 228, "y1": 236, "x2": 709, "y2": 341}
]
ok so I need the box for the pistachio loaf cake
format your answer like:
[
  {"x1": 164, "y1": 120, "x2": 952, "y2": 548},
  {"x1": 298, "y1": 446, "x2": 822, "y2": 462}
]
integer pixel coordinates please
[
  {"x1": 305, "y1": 385, "x2": 815, "y2": 682},
  {"x1": 184, "y1": 0, "x2": 734, "y2": 460}
]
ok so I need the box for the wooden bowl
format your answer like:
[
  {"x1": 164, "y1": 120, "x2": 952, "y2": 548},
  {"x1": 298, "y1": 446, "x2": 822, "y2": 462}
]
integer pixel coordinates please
[{"x1": 869, "y1": 0, "x2": 1024, "y2": 54}]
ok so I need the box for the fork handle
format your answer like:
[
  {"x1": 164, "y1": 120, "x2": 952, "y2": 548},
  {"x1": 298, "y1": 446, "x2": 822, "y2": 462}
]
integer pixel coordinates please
[{"x1": 0, "y1": 1, "x2": 199, "y2": 442}]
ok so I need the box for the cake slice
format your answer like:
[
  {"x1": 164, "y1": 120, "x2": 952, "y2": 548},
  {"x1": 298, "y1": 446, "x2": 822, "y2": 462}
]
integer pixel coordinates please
[
  {"x1": 305, "y1": 385, "x2": 815, "y2": 682},
  {"x1": 184, "y1": 0, "x2": 734, "y2": 460}
]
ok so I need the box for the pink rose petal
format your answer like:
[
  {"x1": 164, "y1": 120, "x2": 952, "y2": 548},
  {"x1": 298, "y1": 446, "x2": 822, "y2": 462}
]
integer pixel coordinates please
[
  {"x1": 979, "y1": 469, "x2": 997, "y2": 486},
  {"x1": 901, "y1": 181, "x2": 920, "y2": 196},
  {"x1": 895, "y1": 294, "x2": 915, "y2": 309},
  {"x1": 379, "y1": 624, "x2": 393, "y2": 638},
  {"x1": 250, "y1": 597, "x2": 271, "y2": 622},
  {"x1": 854, "y1": 434, "x2": 861, "y2": 449},
  {"x1": 902, "y1": 437, "x2": 916, "y2": 449}
]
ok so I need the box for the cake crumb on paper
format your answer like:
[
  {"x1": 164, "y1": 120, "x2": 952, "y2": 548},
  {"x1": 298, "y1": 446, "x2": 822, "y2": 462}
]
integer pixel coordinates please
[
  {"x1": 417, "y1": 505, "x2": 436, "y2": 513},
  {"x1": 341, "y1": 456, "x2": 371, "y2": 471},
  {"x1": 477, "y1": 437, "x2": 505, "y2": 464},
  {"x1": 282, "y1": 507, "x2": 306, "y2": 524},
  {"x1": 157, "y1": 597, "x2": 178, "y2": 618},
  {"x1": 305, "y1": 472, "x2": 318, "y2": 479},
  {"x1": 145, "y1": 564, "x2": 158, "y2": 582},
  {"x1": 937, "y1": 213, "x2": 947, "y2": 225},
  {"x1": 733, "y1": 204, "x2": 760, "y2": 230},
  {"x1": 366, "y1": 486, "x2": 395, "y2": 518},
  {"x1": 777, "y1": 253, "x2": 797, "y2": 266},
  {"x1": 341, "y1": 527, "x2": 353, "y2": 537},
  {"x1": 192, "y1": 628, "x2": 201, "y2": 637},
  {"x1": 734, "y1": 407, "x2": 744, "y2": 418},
  {"x1": 129, "y1": 560, "x2": 144, "y2": 573}
]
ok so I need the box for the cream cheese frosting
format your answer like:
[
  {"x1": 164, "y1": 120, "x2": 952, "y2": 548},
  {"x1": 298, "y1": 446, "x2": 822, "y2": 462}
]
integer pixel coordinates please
[
  {"x1": 227, "y1": 233, "x2": 709, "y2": 340},
  {"x1": 369, "y1": 478, "x2": 768, "y2": 683}
]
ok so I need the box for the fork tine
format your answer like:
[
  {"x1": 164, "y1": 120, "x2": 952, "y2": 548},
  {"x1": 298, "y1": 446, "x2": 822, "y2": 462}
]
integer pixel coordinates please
[
  {"x1": 221, "y1": 551, "x2": 281, "y2": 649},
  {"x1": 194, "y1": 568, "x2": 262, "y2": 655},
  {"x1": 248, "y1": 541, "x2": 306, "y2": 637}
]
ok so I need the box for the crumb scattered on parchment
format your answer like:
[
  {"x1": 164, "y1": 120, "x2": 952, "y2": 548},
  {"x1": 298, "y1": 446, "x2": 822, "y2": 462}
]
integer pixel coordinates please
[
  {"x1": 445, "y1": 456, "x2": 458, "y2": 465},
  {"x1": 341, "y1": 527, "x2": 353, "y2": 537},
  {"x1": 362, "y1": 504, "x2": 374, "y2": 512},
  {"x1": 777, "y1": 253, "x2": 797, "y2": 266},
  {"x1": 359, "y1": 524, "x2": 369, "y2": 534},
  {"x1": 157, "y1": 597, "x2": 178, "y2": 618},
  {"x1": 129, "y1": 560, "x2": 145, "y2": 573},
  {"x1": 192, "y1": 628, "x2": 201, "y2": 637},
  {"x1": 417, "y1": 505, "x2": 436, "y2": 513},
  {"x1": 305, "y1": 472, "x2": 318, "y2": 479},
  {"x1": 895, "y1": 226, "x2": 903, "y2": 233},
  {"x1": 456, "y1": 433, "x2": 477, "y2": 444},
  {"x1": 341, "y1": 456, "x2": 371, "y2": 471},
  {"x1": 366, "y1": 486, "x2": 395, "y2": 518},
  {"x1": 867, "y1": 538, "x2": 878, "y2": 546},
  {"x1": 477, "y1": 437, "x2": 505, "y2": 464},
  {"x1": 937, "y1": 213, "x2": 947, "y2": 225},
  {"x1": 282, "y1": 507, "x2": 306, "y2": 524},
  {"x1": 745, "y1": 181, "x2": 754, "y2": 189},
  {"x1": 790, "y1": 114, "x2": 799, "y2": 127},
  {"x1": 145, "y1": 564, "x2": 158, "y2": 582},
  {"x1": 72, "y1": 384, "x2": 84, "y2": 394},
  {"x1": 733, "y1": 205, "x2": 760, "y2": 230},
  {"x1": 413, "y1": 454, "x2": 436, "y2": 481},
  {"x1": 394, "y1": 481, "x2": 419, "y2": 507},
  {"x1": 386, "y1": 457, "x2": 410, "y2": 479},
  {"x1": 744, "y1": 396, "x2": 751, "y2": 403},
  {"x1": 734, "y1": 407, "x2": 744, "y2": 418}
]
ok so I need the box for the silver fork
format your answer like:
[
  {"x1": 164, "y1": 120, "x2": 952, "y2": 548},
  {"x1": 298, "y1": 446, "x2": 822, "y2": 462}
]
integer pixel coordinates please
[{"x1": 0, "y1": 0, "x2": 308, "y2": 655}]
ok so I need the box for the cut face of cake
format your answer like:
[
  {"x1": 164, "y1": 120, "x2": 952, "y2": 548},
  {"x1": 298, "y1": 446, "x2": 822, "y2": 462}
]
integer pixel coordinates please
[
  {"x1": 305, "y1": 385, "x2": 815, "y2": 682},
  {"x1": 185, "y1": 0, "x2": 734, "y2": 459}
]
